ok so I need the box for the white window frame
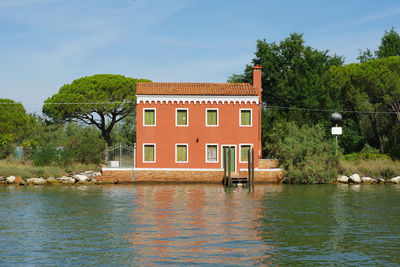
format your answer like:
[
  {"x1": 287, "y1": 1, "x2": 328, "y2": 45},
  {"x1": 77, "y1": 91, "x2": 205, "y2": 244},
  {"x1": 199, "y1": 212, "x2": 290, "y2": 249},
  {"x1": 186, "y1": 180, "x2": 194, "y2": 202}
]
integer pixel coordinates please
[
  {"x1": 175, "y1": 108, "x2": 189, "y2": 127},
  {"x1": 205, "y1": 108, "x2": 219, "y2": 127},
  {"x1": 142, "y1": 143, "x2": 156, "y2": 163},
  {"x1": 143, "y1": 108, "x2": 156, "y2": 127},
  {"x1": 220, "y1": 144, "x2": 237, "y2": 173},
  {"x1": 239, "y1": 108, "x2": 252, "y2": 127},
  {"x1": 239, "y1": 144, "x2": 253, "y2": 163},
  {"x1": 175, "y1": 143, "x2": 189, "y2": 163},
  {"x1": 205, "y1": 143, "x2": 219, "y2": 163}
]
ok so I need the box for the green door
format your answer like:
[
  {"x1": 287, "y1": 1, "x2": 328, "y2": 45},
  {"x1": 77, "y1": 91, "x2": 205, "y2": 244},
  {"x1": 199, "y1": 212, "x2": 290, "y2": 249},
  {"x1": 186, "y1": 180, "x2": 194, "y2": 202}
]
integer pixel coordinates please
[{"x1": 223, "y1": 146, "x2": 235, "y2": 173}]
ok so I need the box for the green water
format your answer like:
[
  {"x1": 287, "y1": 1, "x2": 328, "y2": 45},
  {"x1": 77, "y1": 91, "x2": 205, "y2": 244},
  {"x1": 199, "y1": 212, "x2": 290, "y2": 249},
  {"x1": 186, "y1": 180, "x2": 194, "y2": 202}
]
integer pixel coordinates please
[{"x1": 0, "y1": 184, "x2": 399, "y2": 265}]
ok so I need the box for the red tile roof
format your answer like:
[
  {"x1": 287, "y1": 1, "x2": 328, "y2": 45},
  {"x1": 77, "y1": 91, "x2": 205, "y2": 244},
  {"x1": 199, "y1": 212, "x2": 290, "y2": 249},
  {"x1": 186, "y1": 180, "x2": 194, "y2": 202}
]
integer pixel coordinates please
[{"x1": 137, "y1": 82, "x2": 257, "y2": 96}]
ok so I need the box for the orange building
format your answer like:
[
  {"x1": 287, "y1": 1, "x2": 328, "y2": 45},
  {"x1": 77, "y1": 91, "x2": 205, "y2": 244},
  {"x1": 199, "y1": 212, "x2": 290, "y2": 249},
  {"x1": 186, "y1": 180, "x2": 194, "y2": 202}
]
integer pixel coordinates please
[{"x1": 131, "y1": 65, "x2": 282, "y2": 183}]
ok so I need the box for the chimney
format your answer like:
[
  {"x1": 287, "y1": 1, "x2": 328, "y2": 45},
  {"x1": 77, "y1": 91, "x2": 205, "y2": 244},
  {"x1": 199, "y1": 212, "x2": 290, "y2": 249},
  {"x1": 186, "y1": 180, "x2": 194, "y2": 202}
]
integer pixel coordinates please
[
  {"x1": 252, "y1": 64, "x2": 263, "y2": 159},
  {"x1": 252, "y1": 64, "x2": 263, "y2": 97}
]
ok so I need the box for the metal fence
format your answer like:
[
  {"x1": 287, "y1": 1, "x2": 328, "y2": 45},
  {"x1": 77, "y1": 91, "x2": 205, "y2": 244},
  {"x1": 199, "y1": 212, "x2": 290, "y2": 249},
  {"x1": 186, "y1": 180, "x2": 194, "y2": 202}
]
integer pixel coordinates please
[{"x1": 106, "y1": 144, "x2": 136, "y2": 168}]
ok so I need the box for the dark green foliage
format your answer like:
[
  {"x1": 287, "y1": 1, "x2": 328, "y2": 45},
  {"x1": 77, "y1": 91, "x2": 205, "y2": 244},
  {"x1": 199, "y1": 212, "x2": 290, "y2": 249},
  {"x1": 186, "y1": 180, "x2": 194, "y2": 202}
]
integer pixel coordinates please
[
  {"x1": 268, "y1": 122, "x2": 339, "y2": 184},
  {"x1": 331, "y1": 56, "x2": 400, "y2": 155},
  {"x1": 111, "y1": 115, "x2": 136, "y2": 146},
  {"x1": 343, "y1": 144, "x2": 391, "y2": 162},
  {"x1": 0, "y1": 134, "x2": 14, "y2": 159},
  {"x1": 32, "y1": 144, "x2": 60, "y2": 166},
  {"x1": 64, "y1": 123, "x2": 106, "y2": 164},
  {"x1": 0, "y1": 99, "x2": 29, "y2": 158},
  {"x1": 343, "y1": 152, "x2": 391, "y2": 161},
  {"x1": 229, "y1": 33, "x2": 343, "y2": 156},
  {"x1": 358, "y1": 27, "x2": 400, "y2": 62},
  {"x1": 377, "y1": 27, "x2": 400, "y2": 58},
  {"x1": 30, "y1": 122, "x2": 106, "y2": 166}
]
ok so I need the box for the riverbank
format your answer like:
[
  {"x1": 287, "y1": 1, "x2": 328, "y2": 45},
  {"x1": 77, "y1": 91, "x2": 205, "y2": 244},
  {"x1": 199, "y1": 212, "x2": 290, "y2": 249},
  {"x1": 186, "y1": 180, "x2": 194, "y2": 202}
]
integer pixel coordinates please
[
  {"x1": 0, "y1": 171, "x2": 103, "y2": 185},
  {"x1": 339, "y1": 158, "x2": 400, "y2": 179},
  {"x1": 0, "y1": 160, "x2": 99, "y2": 179},
  {"x1": 2, "y1": 159, "x2": 400, "y2": 185}
]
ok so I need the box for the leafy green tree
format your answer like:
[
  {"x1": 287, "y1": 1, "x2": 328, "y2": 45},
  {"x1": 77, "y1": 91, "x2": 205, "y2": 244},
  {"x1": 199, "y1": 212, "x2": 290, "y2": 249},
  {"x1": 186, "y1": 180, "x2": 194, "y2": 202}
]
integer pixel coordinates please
[
  {"x1": 0, "y1": 99, "x2": 29, "y2": 158},
  {"x1": 268, "y1": 122, "x2": 339, "y2": 184},
  {"x1": 331, "y1": 56, "x2": 400, "y2": 154},
  {"x1": 30, "y1": 122, "x2": 106, "y2": 166},
  {"x1": 43, "y1": 74, "x2": 151, "y2": 146},
  {"x1": 358, "y1": 27, "x2": 400, "y2": 62},
  {"x1": 111, "y1": 115, "x2": 136, "y2": 146},
  {"x1": 377, "y1": 27, "x2": 400, "y2": 58},
  {"x1": 229, "y1": 33, "x2": 343, "y2": 155}
]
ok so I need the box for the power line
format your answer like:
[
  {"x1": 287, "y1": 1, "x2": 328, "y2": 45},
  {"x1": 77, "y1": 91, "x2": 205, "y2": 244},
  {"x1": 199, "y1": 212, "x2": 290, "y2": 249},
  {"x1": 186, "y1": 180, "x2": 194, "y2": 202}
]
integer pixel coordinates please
[
  {"x1": 266, "y1": 105, "x2": 399, "y2": 114},
  {"x1": 0, "y1": 101, "x2": 399, "y2": 114},
  {"x1": 0, "y1": 101, "x2": 135, "y2": 105}
]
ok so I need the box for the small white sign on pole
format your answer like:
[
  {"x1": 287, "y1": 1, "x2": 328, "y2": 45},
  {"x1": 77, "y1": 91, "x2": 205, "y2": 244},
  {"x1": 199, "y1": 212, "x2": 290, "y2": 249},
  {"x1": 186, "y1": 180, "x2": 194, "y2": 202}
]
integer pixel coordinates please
[
  {"x1": 331, "y1": 127, "x2": 342, "y2": 135},
  {"x1": 110, "y1": 161, "x2": 120, "y2": 168}
]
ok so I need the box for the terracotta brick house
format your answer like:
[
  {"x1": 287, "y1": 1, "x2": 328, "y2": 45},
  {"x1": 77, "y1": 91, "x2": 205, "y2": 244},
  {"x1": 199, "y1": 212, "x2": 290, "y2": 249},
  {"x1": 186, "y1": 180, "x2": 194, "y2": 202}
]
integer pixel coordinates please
[
  {"x1": 99, "y1": 65, "x2": 282, "y2": 183},
  {"x1": 131, "y1": 65, "x2": 282, "y2": 183}
]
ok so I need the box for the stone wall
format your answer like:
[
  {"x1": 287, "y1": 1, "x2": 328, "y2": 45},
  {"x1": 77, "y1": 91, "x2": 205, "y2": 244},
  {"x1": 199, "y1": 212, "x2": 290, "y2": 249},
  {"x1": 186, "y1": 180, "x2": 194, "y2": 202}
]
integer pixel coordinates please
[
  {"x1": 258, "y1": 159, "x2": 279, "y2": 169},
  {"x1": 98, "y1": 165, "x2": 283, "y2": 184},
  {"x1": 98, "y1": 170, "x2": 133, "y2": 183},
  {"x1": 134, "y1": 170, "x2": 224, "y2": 183},
  {"x1": 240, "y1": 170, "x2": 283, "y2": 183}
]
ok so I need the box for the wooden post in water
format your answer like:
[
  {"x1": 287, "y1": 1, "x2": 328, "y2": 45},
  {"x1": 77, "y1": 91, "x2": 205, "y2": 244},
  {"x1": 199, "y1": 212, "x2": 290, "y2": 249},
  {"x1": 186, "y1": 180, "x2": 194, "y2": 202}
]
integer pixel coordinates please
[
  {"x1": 251, "y1": 146, "x2": 255, "y2": 190},
  {"x1": 223, "y1": 147, "x2": 227, "y2": 185},
  {"x1": 228, "y1": 146, "x2": 232, "y2": 187},
  {"x1": 247, "y1": 147, "x2": 251, "y2": 187}
]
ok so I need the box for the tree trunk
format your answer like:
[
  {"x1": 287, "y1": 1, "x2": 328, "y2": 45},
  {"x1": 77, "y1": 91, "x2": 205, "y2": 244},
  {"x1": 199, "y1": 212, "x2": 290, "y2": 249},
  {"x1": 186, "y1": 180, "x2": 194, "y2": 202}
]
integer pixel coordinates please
[
  {"x1": 367, "y1": 113, "x2": 384, "y2": 153},
  {"x1": 389, "y1": 101, "x2": 400, "y2": 124},
  {"x1": 102, "y1": 129, "x2": 113, "y2": 147}
]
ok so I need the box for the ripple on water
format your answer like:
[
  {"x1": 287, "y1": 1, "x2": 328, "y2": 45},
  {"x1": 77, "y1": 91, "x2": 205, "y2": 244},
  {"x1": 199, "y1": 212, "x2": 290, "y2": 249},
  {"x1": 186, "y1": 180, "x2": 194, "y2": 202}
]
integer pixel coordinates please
[{"x1": 0, "y1": 184, "x2": 399, "y2": 265}]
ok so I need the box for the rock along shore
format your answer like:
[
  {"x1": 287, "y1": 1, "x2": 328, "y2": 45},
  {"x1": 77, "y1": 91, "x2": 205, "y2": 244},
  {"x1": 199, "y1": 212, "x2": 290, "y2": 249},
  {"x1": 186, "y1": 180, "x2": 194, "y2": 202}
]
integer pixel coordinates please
[
  {"x1": 0, "y1": 171, "x2": 116, "y2": 186},
  {"x1": 336, "y1": 174, "x2": 400, "y2": 184}
]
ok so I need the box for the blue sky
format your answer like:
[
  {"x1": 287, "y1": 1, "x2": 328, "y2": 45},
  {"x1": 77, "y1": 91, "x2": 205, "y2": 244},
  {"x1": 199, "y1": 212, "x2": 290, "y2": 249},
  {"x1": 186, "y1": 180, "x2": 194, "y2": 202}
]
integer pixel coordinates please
[{"x1": 0, "y1": 0, "x2": 399, "y2": 113}]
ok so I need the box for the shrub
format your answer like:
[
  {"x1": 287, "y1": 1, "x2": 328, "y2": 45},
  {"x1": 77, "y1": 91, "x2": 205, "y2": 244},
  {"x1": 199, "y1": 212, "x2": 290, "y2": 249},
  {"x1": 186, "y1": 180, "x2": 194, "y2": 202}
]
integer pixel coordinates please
[
  {"x1": 339, "y1": 159, "x2": 400, "y2": 179},
  {"x1": 267, "y1": 122, "x2": 339, "y2": 184},
  {"x1": 343, "y1": 144, "x2": 391, "y2": 161},
  {"x1": 0, "y1": 160, "x2": 98, "y2": 179},
  {"x1": 0, "y1": 134, "x2": 14, "y2": 159},
  {"x1": 31, "y1": 144, "x2": 59, "y2": 166}
]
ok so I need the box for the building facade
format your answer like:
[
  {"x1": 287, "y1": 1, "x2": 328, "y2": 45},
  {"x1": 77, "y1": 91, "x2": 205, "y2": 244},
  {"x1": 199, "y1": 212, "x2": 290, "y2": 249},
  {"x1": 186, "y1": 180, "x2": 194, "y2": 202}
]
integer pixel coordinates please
[{"x1": 99, "y1": 65, "x2": 282, "y2": 183}]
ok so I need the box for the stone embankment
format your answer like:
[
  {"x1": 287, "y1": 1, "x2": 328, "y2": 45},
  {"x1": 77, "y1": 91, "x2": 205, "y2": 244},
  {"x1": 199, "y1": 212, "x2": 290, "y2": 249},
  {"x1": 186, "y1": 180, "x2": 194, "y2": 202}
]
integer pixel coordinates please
[
  {"x1": 337, "y1": 174, "x2": 400, "y2": 184},
  {"x1": 0, "y1": 171, "x2": 105, "y2": 186}
]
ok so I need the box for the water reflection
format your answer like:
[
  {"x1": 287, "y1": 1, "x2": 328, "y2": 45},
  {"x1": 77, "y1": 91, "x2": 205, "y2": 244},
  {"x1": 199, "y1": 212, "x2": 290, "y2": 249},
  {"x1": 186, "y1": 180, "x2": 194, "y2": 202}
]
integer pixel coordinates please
[
  {"x1": 127, "y1": 185, "x2": 282, "y2": 265},
  {"x1": 1, "y1": 184, "x2": 399, "y2": 265}
]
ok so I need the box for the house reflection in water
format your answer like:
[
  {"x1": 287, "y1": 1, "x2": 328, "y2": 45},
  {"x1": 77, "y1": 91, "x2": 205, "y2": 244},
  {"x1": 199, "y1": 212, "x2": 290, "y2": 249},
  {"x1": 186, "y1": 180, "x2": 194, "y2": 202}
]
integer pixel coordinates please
[{"x1": 126, "y1": 184, "x2": 282, "y2": 265}]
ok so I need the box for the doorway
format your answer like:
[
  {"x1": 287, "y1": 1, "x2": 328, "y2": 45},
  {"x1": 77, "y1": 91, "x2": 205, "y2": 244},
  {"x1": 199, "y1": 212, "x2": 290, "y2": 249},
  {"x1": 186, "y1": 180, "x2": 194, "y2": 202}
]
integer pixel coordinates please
[{"x1": 221, "y1": 145, "x2": 236, "y2": 173}]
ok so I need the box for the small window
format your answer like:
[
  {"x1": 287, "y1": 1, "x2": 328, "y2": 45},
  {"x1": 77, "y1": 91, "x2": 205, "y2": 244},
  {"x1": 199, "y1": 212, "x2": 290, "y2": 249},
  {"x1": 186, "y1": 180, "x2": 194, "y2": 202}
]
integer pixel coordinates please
[
  {"x1": 206, "y1": 144, "x2": 218, "y2": 163},
  {"x1": 240, "y1": 145, "x2": 251, "y2": 162},
  {"x1": 206, "y1": 109, "x2": 218, "y2": 126},
  {"x1": 240, "y1": 109, "x2": 252, "y2": 126},
  {"x1": 143, "y1": 109, "x2": 155, "y2": 126},
  {"x1": 176, "y1": 109, "x2": 188, "y2": 126},
  {"x1": 176, "y1": 144, "x2": 188, "y2": 163},
  {"x1": 143, "y1": 144, "x2": 155, "y2": 162}
]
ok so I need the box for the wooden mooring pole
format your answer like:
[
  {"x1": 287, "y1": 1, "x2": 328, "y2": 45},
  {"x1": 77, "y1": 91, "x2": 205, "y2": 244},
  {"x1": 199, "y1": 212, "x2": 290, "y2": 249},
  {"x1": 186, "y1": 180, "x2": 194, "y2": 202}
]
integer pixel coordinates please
[
  {"x1": 228, "y1": 146, "x2": 232, "y2": 187},
  {"x1": 248, "y1": 146, "x2": 255, "y2": 192},
  {"x1": 247, "y1": 147, "x2": 251, "y2": 186},
  {"x1": 251, "y1": 146, "x2": 255, "y2": 190},
  {"x1": 223, "y1": 147, "x2": 227, "y2": 185}
]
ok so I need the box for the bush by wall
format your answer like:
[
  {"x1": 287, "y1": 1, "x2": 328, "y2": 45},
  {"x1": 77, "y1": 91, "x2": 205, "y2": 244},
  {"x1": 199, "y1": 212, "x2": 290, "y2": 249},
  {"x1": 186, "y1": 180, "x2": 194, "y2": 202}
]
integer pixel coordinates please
[{"x1": 267, "y1": 122, "x2": 339, "y2": 184}]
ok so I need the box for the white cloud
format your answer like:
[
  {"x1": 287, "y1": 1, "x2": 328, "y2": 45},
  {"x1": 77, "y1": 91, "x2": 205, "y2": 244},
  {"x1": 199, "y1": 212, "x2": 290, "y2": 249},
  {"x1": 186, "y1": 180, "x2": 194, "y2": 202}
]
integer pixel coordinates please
[{"x1": 355, "y1": 7, "x2": 400, "y2": 24}]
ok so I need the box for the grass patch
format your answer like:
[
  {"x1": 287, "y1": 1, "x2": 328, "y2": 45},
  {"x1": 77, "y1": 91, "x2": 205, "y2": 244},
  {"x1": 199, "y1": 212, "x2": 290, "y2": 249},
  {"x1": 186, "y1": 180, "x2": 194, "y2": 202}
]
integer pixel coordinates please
[
  {"x1": 339, "y1": 159, "x2": 400, "y2": 179},
  {"x1": 0, "y1": 160, "x2": 100, "y2": 179}
]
